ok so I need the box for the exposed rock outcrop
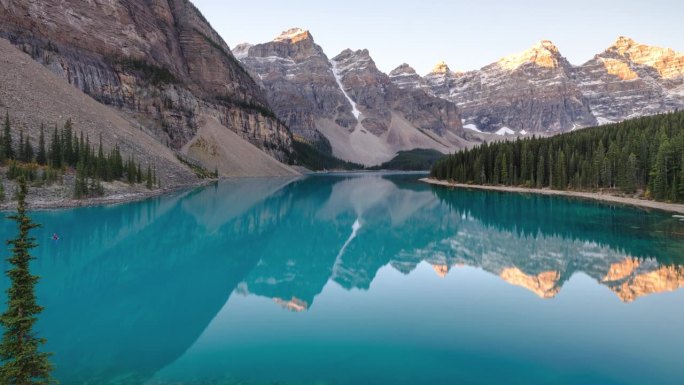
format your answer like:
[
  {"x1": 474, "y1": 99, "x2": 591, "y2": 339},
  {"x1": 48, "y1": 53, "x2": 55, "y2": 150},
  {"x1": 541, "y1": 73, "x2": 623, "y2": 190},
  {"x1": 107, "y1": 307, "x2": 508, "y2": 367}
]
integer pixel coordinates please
[
  {"x1": 419, "y1": 37, "x2": 684, "y2": 133},
  {"x1": 424, "y1": 41, "x2": 597, "y2": 133},
  {"x1": 576, "y1": 36, "x2": 684, "y2": 123},
  {"x1": 236, "y1": 29, "x2": 468, "y2": 165},
  {"x1": 0, "y1": 0, "x2": 294, "y2": 173}
]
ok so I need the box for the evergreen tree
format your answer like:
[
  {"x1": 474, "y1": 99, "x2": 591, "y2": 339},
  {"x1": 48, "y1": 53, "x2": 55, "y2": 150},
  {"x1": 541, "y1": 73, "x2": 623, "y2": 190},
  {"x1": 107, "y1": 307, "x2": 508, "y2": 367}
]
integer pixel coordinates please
[
  {"x1": 3, "y1": 112, "x2": 13, "y2": 160},
  {"x1": 145, "y1": 165, "x2": 153, "y2": 189},
  {"x1": 36, "y1": 126, "x2": 46, "y2": 166},
  {"x1": 49, "y1": 126, "x2": 60, "y2": 168},
  {"x1": 0, "y1": 177, "x2": 54, "y2": 384},
  {"x1": 23, "y1": 136, "x2": 34, "y2": 164},
  {"x1": 651, "y1": 138, "x2": 670, "y2": 200},
  {"x1": 74, "y1": 161, "x2": 88, "y2": 199},
  {"x1": 429, "y1": 111, "x2": 684, "y2": 203},
  {"x1": 17, "y1": 131, "x2": 24, "y2": 163},
  {"x1": 136, "y1": 163, "x2": 142, "y2": 184},
  {"x1": 536, "y1": 155, "x2": 545, "y2": 188}
]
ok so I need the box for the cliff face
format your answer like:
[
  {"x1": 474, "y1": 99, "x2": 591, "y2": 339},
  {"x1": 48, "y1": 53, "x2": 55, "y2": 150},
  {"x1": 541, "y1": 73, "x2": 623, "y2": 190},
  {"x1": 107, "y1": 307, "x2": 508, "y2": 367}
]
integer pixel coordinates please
[
  {"x1": 425, "y1": 41, "x2": 597, "y2": 133},
  {"x1": 235, "y1": 28, "x2": 355, "y2": 149},
  {"x1": 0, "y1": 0, "x2": 294, "y2": 165},
  {"x1": 576, "y1": 36, "x2": 684, "y2": 123},
  {"x1": 237, "y1": 29, "x2": 468, "y2": 165},
  {"x1": 421, "y1": 38, "x2": 684, "y2": 133}
]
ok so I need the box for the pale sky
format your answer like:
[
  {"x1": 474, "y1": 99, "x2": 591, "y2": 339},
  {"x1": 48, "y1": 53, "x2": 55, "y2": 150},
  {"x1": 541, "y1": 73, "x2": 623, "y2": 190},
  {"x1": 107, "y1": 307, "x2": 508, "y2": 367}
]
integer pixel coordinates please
[{"x1": 193, "y1": 0, "x2": 683, "y2": 75}]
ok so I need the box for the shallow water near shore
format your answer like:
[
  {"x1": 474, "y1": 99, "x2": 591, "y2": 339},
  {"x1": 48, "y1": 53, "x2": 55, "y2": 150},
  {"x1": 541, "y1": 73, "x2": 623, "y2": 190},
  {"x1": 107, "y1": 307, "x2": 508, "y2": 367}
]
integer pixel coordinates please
[{"x1": 1, "y1": 173, "x2": 683, "y2": 385}]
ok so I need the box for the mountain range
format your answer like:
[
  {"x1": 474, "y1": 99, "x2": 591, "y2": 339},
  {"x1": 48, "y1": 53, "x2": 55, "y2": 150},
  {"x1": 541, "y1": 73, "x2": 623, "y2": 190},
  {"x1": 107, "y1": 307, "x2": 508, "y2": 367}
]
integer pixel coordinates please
[
  {"x1": 1, "y1": 0, "x2": 683, "y2": 173},
  {"x1": 237, "y1": 29, "x2": 684, "y2": 164}
]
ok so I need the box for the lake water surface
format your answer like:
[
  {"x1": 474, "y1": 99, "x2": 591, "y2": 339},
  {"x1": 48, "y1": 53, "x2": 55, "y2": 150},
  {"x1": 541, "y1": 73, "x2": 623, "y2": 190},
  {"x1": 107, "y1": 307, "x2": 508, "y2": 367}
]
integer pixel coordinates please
[{"x1": 1, "y1": 173, "x2": 683, "y2": 385}]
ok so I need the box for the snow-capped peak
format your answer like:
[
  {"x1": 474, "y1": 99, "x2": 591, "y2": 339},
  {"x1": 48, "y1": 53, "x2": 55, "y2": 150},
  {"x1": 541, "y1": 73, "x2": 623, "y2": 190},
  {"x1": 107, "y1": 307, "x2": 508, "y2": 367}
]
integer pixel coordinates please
[{"x1": 273, "y1": 28, "x2": 312, "y2": 43}]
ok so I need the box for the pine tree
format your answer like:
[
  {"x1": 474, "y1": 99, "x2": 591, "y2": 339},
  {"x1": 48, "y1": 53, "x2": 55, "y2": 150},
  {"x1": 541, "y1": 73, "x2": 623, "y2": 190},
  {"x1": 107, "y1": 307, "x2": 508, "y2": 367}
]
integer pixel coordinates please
[
  {"x1": 49, "y1": 126, "x2": 60, "y2": 168},
  {"x1": 3, "y1": 112, "x2": 14, "y2": 161},
  {"x1": 62, "y1": 120, "x2": 73, "y2": 167},
  {"x1": 136, "y1": 163, "x2": 142, "y2": 184},
  {"x1": 0, "y1": 177, "x2": 55, "y2": 384},
  {"x1": 36, "y1": 126, "x2": 46, "y2": 166},
  {"x1": 74, "y1": 161, "x2": 88, "y2": 199},
  {"x1": 622, "y1": 153, "x2": 638, "y2": 194},
  {"x1": 536, "y1": 155, "x2": 545, "y2": 188},
  {"x1": 145, "y1": 165, "x2": 153, "y2": 189},
  {"x1": 23, "y1": 136, "x2": 34, "y2": 164},
  {"x1": 651, "y1": 138, "x2": 670, "y2": 200},
  {"x1": 17, "y1": 131, "x2": 24, "y2": 163}
]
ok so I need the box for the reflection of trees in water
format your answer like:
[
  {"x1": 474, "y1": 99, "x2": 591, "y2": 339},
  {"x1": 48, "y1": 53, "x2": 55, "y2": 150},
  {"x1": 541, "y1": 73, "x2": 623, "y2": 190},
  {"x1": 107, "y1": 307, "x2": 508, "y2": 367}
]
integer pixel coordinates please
[{"x1": 431, "y1": 186, "x2": 684, "y2": 264}]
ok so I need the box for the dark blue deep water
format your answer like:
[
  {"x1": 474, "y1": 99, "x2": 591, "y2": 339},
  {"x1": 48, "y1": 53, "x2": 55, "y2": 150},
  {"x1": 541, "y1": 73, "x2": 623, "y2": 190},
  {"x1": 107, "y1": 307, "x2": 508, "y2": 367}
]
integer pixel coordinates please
[{"x1": 1, "y1": 173, "x2": 683, "y2": 385}]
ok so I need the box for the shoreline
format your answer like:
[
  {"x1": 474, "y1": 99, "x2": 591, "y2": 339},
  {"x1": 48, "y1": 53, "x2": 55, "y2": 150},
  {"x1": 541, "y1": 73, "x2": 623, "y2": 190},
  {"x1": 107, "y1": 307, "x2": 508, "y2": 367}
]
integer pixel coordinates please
[
  {"x1": 421, "y1": 178, "x2": 684, "y2": 215},
  {"x1": 0, "y1": 180, "x2": 215, "y2": 212}
]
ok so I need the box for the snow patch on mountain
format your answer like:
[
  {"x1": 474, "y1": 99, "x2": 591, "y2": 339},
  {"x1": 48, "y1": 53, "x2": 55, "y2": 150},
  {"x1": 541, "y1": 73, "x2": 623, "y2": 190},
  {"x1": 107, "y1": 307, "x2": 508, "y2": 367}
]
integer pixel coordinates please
[
  {"x1": 330, "y1": 59, "x2": 361, "y2": 120},
  {"x1": 495, "y1": 127, "x2": 515, "y2": 136},
  {"x1": 463, "y1": 124, "x2": 482, "y2": 133}
]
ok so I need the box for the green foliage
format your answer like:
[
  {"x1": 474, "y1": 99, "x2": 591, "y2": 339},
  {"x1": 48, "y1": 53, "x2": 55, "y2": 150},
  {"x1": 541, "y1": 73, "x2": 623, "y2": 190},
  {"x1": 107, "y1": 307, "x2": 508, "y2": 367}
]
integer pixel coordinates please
[
  {"x1": 111, "y1": 57, "x2": 178, "y2": 86},
  {"x1": 7, "y1": 162, "x2": 38, "y2": 183},
  {"x1": 3, "y1": 112, "x2": 14, "y2": 161},
  {"x1": 369, "y1": 149, "x2": 445, "y2": 171},
  {"x1": 0, "y1": 112, "x2": 157, "y2": 198},
  {"x1": 431, "y1": 111, "x2": 684, "y2": 202},
  {"x1": 0, "y1": 178, "x2": 55, "y2": 384},
  {"x1": 291, "y1": 138, "x2": 362, "y2": 171}
]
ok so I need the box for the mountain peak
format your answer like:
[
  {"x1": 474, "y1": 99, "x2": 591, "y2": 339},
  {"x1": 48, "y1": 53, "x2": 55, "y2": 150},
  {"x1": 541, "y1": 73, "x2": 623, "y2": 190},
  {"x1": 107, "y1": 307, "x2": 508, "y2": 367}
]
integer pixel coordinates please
[
  {"x1": 273, "y1": 28, "x2": 313, "y2": 44},
  {"x1": 390, "y1": 63, "x2": 418, "y2": 77},
  {"x1": 614, "y1": 36, "x2": 637, "y2": 49},
  {"x1": 606, "y1": 36, "x2": 684, "y2": 79},
  {"x1": 232, "y1": 43, "x2": 252, "y2": 59},
  {"x1": 498, "y1": 40, "x2": 563, "y2": 71},
  {"x1": 534, "y1": 40, "x2": 560, "y2": 53},
  {"x1": 431, "y1": 60, "x2": 451, "y2": 74}
]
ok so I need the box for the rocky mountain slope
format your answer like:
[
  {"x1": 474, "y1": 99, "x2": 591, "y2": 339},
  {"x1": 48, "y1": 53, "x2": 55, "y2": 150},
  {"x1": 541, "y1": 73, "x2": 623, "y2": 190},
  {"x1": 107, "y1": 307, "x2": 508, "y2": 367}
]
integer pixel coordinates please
[
  {"x1": 0, "y1": 37, "x2": 194, "y2": 188},
  {"x1": 576, "y1": 36, "x2": 684, "y2": 123},
  {"x1": 235, "y1": 28, "x2": 470, "y2": 166},
  {"x1": 424, "y1": 41, "x2": 597, "y2": 133},
  {"x1": 0, "y1": 0, "x2": 297, "y2": 176},
  {"x1": 420, "y1": 37, "x2": 684, "y2": 133}
]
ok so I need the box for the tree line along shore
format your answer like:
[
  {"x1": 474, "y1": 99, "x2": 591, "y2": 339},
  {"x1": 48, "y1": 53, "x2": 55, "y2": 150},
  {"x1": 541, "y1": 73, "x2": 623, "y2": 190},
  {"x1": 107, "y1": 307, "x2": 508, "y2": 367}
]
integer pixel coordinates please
[
  {"x1": 430, "y1": 111, "x2": 684, "y2": 206},
  {"x1": 0, "y1": 112, "x2": 161, "y2": 204}
]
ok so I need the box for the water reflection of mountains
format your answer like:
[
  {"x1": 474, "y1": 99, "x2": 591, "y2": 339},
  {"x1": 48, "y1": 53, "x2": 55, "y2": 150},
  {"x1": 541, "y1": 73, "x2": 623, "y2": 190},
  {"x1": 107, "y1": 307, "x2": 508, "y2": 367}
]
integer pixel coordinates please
[
  {"x1": 0, "y1": 174, "x2": 682, "y2": 384},
  {"x1": 237, "y1": 175, "x2": 684, "y2": 307}
]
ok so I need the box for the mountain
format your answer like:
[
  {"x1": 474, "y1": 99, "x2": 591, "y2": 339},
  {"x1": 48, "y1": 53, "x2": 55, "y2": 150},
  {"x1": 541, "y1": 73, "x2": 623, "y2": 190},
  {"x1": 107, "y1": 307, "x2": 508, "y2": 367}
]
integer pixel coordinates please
[
  {"x1": 576, "y1": 36, "x2": 684, "y2": 123},
  {"x1": 235, "y1": 28, "x2": 469, "y2": 166},
  {"x1": 0, "y1": 0, "x2": 297, "y2": 177},
  {"x1": 423, "y1": 41, "x2": 597, "y2": 133},
  {"x1": 418, "y1": 38, "x2": 684, "y2": 133},
  {"x1": 0, "y1": 37, "x2": 195, "y2": 187}
]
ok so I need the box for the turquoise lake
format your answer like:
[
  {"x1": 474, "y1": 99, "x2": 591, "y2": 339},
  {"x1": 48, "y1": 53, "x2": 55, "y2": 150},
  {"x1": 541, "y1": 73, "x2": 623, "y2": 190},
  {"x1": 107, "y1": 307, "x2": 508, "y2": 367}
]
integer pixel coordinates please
[{"x1": 1, "y1": 173, "x2": 683, "y2": 385}]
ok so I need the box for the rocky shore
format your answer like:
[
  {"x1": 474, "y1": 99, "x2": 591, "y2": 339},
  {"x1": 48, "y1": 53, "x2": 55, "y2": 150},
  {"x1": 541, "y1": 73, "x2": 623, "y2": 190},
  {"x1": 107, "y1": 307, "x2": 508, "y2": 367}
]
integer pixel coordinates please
[{"x1": 0, "y1": 177, "x2": 210, "y2": 212}]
